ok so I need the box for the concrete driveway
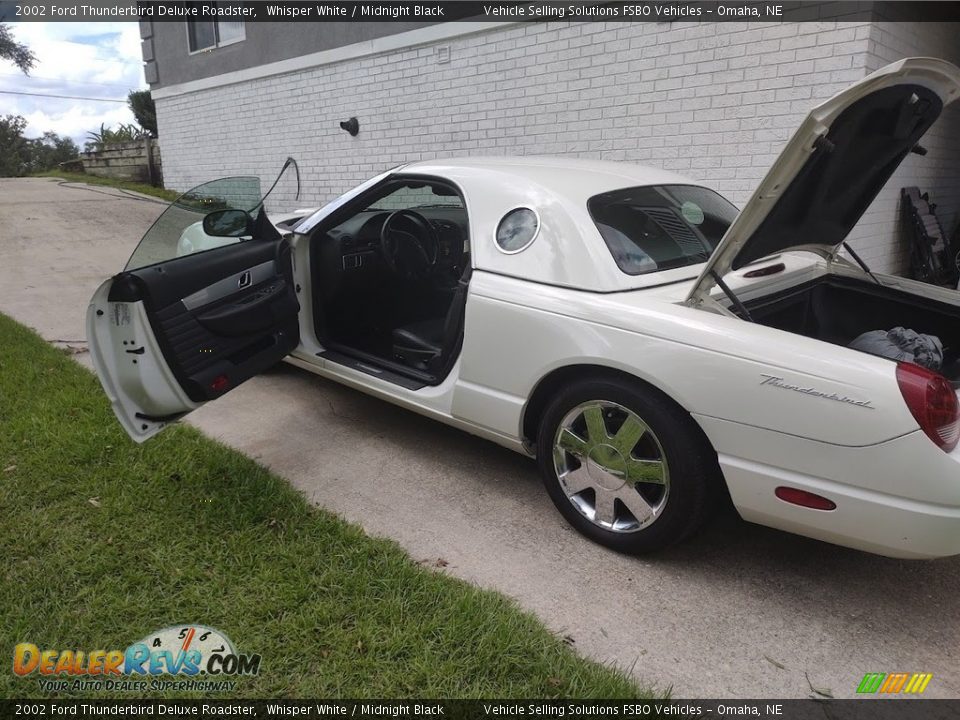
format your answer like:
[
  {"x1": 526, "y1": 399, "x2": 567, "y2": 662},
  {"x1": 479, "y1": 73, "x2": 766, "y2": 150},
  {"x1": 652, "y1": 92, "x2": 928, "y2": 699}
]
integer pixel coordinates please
[{"x1": 1, "y1": 177, "x2": 957, "y2": 699}]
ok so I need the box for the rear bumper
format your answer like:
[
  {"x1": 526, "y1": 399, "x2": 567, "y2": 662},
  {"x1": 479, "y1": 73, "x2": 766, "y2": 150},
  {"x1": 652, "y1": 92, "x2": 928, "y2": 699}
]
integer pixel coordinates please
[
  {"x1": 696, "y1": 415, "x2": 960, "y2": 559},
  {"x1": 720, "y1": 454, "x2": 960, "y2": 559}
]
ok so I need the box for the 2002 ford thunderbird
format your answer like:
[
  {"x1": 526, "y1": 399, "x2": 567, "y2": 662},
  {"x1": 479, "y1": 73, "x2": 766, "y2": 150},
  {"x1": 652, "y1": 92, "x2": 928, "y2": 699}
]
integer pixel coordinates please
[{"x1": 89, "y1": 58, "x2": 960, "y2": 558}]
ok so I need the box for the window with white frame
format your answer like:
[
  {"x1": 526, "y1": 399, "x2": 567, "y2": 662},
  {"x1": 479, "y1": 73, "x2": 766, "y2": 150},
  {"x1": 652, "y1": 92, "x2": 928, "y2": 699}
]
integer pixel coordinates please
[{"x1": 186, "y1": 5, "x2": 245, "y2": 52}]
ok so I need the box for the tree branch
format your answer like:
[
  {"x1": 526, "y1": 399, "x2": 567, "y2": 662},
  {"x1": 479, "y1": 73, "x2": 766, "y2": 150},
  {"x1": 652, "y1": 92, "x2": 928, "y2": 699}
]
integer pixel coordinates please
[{"x1": 0, "y1": 24, "x2": 37, "y2": 75}]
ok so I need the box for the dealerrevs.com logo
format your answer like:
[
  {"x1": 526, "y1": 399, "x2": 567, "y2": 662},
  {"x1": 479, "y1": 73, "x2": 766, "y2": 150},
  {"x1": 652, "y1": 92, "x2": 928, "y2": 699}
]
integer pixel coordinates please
[{"x1": 13, "y1": 625, "x2": 261, "y2": 693}]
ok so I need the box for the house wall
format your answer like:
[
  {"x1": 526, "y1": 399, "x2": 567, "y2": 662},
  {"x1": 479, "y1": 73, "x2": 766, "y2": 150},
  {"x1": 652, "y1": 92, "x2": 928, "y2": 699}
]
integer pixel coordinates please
[
  {"x1": 143, "y1": 20, "x2": 431, "y2": 88},
  {"x1": 858, "y1": 20, "x2": 960, "y2": 273},
  {"x1": 155, "y1": 20, "x2": 958, "y2": 274}
]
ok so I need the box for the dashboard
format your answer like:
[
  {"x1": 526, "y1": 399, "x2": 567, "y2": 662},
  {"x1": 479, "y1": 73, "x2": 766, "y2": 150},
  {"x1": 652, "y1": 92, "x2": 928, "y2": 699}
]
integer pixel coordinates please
[{"x1": 328, "y1": 207, "x2": 468, "y2": 276}]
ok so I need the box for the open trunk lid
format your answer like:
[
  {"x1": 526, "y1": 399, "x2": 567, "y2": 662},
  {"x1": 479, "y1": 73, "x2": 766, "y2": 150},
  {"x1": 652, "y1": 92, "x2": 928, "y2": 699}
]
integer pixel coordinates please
[{"x1": 687, "y1": 57, "x2": 960, "y2": 307}]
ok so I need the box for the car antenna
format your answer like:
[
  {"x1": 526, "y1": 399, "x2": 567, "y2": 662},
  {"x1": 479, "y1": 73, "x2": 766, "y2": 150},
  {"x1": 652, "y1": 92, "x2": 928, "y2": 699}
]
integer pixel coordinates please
[{"x1": 250, "y1": 157, "x2": 301, "y2": 213}]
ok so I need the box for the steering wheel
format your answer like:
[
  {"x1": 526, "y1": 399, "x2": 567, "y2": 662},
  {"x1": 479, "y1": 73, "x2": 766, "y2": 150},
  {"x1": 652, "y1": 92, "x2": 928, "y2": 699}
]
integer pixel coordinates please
[{"x1": 380, "y1": 209, "x2": 439, "y2": 281}]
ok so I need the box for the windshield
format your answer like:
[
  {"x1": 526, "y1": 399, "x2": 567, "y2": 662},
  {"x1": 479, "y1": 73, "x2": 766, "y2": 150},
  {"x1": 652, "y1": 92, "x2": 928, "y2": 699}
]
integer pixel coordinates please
[
  {"x1": 588, "y1": 185, "x2": 738, "y2": 276},
  {"x1": 363, "y1": 182, "x2": 463, "y2": 212},
  {"x1": 124, "y1": 158, "x2": 301, "y2": 271}
]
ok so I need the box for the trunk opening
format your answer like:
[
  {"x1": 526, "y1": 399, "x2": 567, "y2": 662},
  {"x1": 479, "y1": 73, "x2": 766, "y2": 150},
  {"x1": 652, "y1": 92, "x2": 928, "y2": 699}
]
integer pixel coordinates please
[{"x1": 744, "y1": 275, "x2": 960, "y2": 381}]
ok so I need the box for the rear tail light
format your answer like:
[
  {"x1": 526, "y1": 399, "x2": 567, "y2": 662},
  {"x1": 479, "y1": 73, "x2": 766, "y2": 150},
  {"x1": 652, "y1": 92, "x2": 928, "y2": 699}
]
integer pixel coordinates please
[{"x1": 896, "y1": 362, "x2": 960, "y2": 452}]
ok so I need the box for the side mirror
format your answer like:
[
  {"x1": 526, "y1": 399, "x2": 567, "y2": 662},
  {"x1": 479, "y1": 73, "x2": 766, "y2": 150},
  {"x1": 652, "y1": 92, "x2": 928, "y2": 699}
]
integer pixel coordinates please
[{"x1": 202, "y1": 209, "x2": 254, "y2": 238}]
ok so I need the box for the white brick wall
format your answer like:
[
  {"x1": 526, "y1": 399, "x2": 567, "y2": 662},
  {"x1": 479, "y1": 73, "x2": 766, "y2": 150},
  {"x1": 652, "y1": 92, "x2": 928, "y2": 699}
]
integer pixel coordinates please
[
  {"x1": 855, "y1": 20, "x2": 960, "y2": 273},
  {"x1": 156, "y1": 19, "x2": 958, "y2": 274}
]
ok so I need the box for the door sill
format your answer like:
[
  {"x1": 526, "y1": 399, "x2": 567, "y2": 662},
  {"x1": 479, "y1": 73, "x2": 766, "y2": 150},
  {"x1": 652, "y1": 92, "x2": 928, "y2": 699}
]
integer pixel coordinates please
[{"x1": 319, "y1": 345, "x2": 430, "y2": 390}]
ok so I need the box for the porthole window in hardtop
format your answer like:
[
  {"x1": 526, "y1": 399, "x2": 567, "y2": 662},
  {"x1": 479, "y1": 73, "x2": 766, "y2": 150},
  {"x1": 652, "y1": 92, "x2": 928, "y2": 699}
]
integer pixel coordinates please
[
  {"x1": 496, "y1": 207, "x2": 540, "y2": 253},
  {"x1": 588, "y1": 185, "x2": 739, "y2": 275}
]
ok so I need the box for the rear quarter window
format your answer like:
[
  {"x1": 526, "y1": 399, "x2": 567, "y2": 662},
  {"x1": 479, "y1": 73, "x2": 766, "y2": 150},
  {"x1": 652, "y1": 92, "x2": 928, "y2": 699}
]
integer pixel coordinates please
[{"x1": 588, "y1": 185, "x2": 738, "y2": 275}]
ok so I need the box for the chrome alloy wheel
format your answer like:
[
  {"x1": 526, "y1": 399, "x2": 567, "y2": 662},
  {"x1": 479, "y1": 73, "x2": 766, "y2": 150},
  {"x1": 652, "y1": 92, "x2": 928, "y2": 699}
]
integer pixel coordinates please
[{"x1": 552, "y1": 400, "x2": 670, "y2": 533}]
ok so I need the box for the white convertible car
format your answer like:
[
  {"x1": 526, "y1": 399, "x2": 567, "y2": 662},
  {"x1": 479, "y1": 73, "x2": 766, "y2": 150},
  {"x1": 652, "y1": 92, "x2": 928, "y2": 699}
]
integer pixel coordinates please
[{"x1": 89, "y1": 58, "x2": 960, "y2": 558}]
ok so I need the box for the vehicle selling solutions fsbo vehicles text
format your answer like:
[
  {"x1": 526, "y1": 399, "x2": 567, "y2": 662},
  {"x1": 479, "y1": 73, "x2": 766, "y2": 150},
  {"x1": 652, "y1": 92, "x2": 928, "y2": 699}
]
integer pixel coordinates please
[{"x1": 482, "y1": 4, "x2": 782, "y2": 18}]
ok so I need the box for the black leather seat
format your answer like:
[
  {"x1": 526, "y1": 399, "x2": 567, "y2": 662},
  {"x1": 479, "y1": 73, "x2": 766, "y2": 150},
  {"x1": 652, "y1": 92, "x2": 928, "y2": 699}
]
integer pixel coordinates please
[
  {"x1": 393, "y1": 319, "x2": 444, "y2": 356},
  {"x1": 392, "y1": 270, "x2": 471, "y2": 371}
]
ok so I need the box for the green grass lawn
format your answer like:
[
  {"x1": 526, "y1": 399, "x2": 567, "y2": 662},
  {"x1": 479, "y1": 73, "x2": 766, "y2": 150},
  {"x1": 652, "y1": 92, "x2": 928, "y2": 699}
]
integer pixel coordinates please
[
  {"x1": 0, "y1": 313, "x2": 648, "y2": 699},
  {"x1": 31, "y1": 171, "x2": 180, "y2": 202}
]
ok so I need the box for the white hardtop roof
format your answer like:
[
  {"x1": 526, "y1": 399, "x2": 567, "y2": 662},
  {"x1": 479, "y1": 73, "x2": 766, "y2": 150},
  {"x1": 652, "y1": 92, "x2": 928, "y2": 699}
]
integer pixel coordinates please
[
  {"x1": 293, "y1": 155, "x2": 719, "y2": 293},
  {"x1": 399, "y1": 156, "x2": 698, "y2": 203},
  {"x1": 391, "y1": 156, "x2": 717, "y2": 293}
]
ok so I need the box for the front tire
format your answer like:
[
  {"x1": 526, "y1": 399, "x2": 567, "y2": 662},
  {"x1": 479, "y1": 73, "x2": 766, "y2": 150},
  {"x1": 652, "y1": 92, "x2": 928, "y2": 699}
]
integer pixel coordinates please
[{"x1": 536, "y1": 376, "x2": 719, "y2": 554}]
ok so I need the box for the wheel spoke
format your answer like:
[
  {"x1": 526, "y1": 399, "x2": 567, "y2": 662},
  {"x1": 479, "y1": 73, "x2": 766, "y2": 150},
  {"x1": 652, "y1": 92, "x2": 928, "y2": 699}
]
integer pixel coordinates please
[
  {"x1": 594, "y1": 489, "x2": 617, "y2": 525},
  {"x1": 560, "y1": 466, "x2": 593, "y2": 496},
  {"x1": 625, "y1": 457, "x2": 666, "y2": 485},
  {"x1": 616, "y1": 486, "x2": 654, "y2": 525},
  {"x1": 557, "y1": 427, "x2": 588, "y2": 458},
  {"x1": 582, "y1": 406, "x2": 609, "y2": 444},
  {"x1": 551, "y1": 399, "x2": 671, "y2": 536},
  {"x1": 611, "y1": 415, "x2": 648, "y2": 455}
]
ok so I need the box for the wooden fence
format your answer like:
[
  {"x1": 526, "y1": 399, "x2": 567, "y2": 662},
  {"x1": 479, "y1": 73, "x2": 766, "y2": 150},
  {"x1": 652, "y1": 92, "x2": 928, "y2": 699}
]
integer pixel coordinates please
[{"x1": 80, "y1": 138, "x2": 162, "y2": 186}]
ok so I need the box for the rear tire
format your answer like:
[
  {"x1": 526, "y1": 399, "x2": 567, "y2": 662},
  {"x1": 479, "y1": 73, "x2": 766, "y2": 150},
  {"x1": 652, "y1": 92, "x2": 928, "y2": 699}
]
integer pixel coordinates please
[{"x1": 536, "y1": 376, "x2": 719, "y2": 554}]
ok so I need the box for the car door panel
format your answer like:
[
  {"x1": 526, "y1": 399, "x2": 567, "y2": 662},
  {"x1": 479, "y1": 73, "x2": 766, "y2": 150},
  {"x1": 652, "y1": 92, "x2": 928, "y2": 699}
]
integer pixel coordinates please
[
  {"x1": 88, "y1": 167, "x2": 310, "y2": 442},
  {"x1": 89, "y1": 237, "x2": 299, "y2": 441},
  {"x1": 111, "y1": 239, "x2": 282, "y2": 308},
  {"x1": 115, "y1": 240, "x2": 298, "y2": 404},
  {"x1": 194, "y1": 281, "x2": 295, "y2": 337}
]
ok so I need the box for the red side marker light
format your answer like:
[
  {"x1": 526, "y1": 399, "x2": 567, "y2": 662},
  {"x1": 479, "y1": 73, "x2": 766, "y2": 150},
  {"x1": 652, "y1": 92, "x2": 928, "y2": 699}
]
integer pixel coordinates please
[
  {"x1": 210, "y1": 375, "x2": 229, "y2": 392},
  {"x1": 775, "y1": 486, "x2": 836, "y2": 511}
]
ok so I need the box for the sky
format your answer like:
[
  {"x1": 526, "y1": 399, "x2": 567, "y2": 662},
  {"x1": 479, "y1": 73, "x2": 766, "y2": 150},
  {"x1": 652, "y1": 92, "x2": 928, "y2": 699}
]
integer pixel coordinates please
[{"x1": 0, "y1": 22, "x2": 145, "y2": 147}]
